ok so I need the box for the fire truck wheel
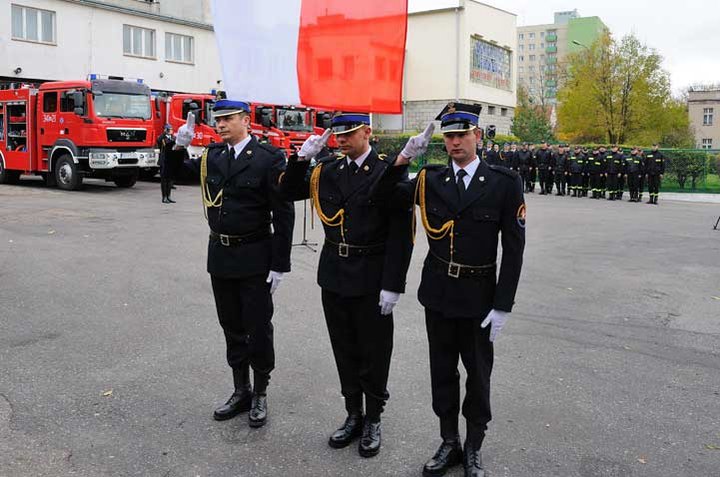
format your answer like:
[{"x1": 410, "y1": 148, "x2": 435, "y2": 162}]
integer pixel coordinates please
[
  {"x1": 0, "y1": 159, "x2": 21, "y2": 184},
  {"x1": 113, "y1": 172, "x2": 138, "y2": 188},
  {"x1": 55, "y1": 155, "x2": 83, "y2": 191}
]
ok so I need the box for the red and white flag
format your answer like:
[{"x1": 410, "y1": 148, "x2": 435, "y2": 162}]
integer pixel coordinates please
[{"x1": 211, "y1": 0, "x2": 408, "y2": 113}]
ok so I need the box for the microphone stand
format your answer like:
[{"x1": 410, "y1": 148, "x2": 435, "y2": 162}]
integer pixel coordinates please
[{"x1": 293, "y1": 199, "x2": 318, "y2": 252}]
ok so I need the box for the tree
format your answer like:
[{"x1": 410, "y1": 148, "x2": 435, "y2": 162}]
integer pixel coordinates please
[
  {"x1": 557, "y1": 33, "x2": 693, "y2": 147},
  {"x1": 511, "y1": 85, "x2": 555, "y2": 143}
]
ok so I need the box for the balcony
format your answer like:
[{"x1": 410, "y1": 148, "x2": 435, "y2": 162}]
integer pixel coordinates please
[
  {"x1": 546, "y1": 45, "x2": 557, "y2": 53},
  {"x1": 545, "y1": 79, "x2": 557, "y2": 87},
  {"x1": 546, "y1": 56, "x2": 557, "y2": 64},
  {"x1": 546, "y1": 33, "x2": 557, "y2": 42}
]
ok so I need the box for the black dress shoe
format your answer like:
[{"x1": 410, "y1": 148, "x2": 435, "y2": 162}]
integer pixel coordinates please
[
  {"x1": 423, "y1": 440, "x2": 463, "y2": 476},
  {"x1": 166, "y1": 197, "x2": 176, "y2": 203},
  {"x1": 162, "y1": 197, "x2": 169, "y2": 204},
  {"x1": 358, "y1": 420, "x2": 381, "y2": 458},
  {"x1": 248, "y1": 394, "x2": 267, "y2": 428},
  {"x1": 328, "y1": 414, "x2": 364, "y2": 449},
  {"x1": 463, "y1": 443, "x2": 485, "y2": 477},
  {"x1": 213, "y1": 390, "x2": 252, "y2": 421}
]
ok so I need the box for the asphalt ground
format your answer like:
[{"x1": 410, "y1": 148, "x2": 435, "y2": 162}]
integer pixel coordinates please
[{"x1": 1, "y1": 178, "x2": 719, "y2": 477}]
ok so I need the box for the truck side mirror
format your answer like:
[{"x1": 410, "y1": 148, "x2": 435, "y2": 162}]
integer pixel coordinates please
[{"x1": 72, "y1": 91, "x2": 85, "y2": 115}]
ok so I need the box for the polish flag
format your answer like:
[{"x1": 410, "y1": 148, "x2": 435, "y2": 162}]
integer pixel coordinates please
[{"x1": 211, "y1": 0, "x2": 408, "y2": 113}]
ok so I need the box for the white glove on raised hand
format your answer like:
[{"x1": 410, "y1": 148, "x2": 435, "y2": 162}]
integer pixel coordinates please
[
  {"x1": 400, "y1": 123, "x2": 435, "y2": 160},
  {"x1": 266, "y1": 271, "x2": 284, "y2": 295},
  {"x1": 481, "y1": 309, "x2": 509, "y2": 342},
  {"x1": 379, "y1": 290, "x2": 400, "y2": 316},
  {"x1": 298, "y1": 128, "x2": 332, "y2": 160},
  {"x1": 175, "y1": 112, "x2": 196, "y2": 148}
]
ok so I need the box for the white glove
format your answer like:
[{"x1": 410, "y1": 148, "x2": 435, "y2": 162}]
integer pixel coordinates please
[
  {"x1": 266, "y1": 271, "x2": 284, "y2": 295},
  {"x1": 400, "y1": 123, "x2": 435, "y2": 160},
  {"x1": 298, "y1": 128, "x2": 332, "y2": 160},
  {"x1": 481, "y1": 309, "x2": 508, "y2": 342},
  {"x1": 378, "y1": 289, "x2": 400, "y2": 316},
  {"x1": 175, "y1": 112, "x2": 196, "y2": 148}
]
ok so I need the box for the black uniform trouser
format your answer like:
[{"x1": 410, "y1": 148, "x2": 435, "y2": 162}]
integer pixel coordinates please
[
  {"x1": 590, "y1": 174, "x2": 602, "y2": 197},
  {"x1": 628, "y1": 174, "x2": 640, "y2": 199},
  {"x1": 607, "y1": 174, "x2": 619, "y2": 197},
  {"x1": 539, "y1": 169, "x2": 551, "y2": 193},
  {"x1": 600, "y1": 175, "x2": 607, "y2": 195},
  {"x1": 211, "y1": 274, "x2": 275, "y2": 376},
  {"x1": 618, "y1": 174, "x2": 625, "y2": 197},
  {"x1": 520, "y1": 170, "x2": 528, "y2": 191},
  {"x1": 639, "y1": 176, "x2": 646, "y2": 198},
  {"x1": 322, "y1": 289, "x2": 393, "y2": 422},
  {"x1": 582, "y1": 174, "x2": 590, "y2": 195},
  {"x1": 425, "y1": 309, "x2": 494, "y2": 447},
  {"x1": 571, "y1": 173, "x2": 582, "y2": 194},
  {"x1": 648, "y1": 175, "x2": 661, "y2": 198},
  {"x1": 527, "y1": 169, "x2": 536, "y2": 192},
  {"x1": 554, "y1": 172, "x2": 566, "y2": 194}
]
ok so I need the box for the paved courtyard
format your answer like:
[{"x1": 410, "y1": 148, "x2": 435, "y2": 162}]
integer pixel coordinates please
[{"x1": 1, "y1": 178, "x2": 719, "y2": 477}]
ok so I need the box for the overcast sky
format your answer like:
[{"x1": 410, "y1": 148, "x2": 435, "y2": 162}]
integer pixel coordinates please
[{"x1": 409, "y1": 0, "x2": 720, "y2": 95}]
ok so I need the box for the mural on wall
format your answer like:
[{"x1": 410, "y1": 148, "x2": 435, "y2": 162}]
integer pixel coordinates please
[{"x1": 469, "y1": 35, "x2": 512, "y2": 91}]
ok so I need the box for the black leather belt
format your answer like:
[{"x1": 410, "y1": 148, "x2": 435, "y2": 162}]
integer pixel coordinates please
[
  {"x1": 210, "y1": 228, "x2": 271, "y2": 247},
  {"x1": 427, "y1": 252, "x2": 495, "y2": 279},
  {"x1": 324, "y1": 239, "x2": 385, "y2": 258}
]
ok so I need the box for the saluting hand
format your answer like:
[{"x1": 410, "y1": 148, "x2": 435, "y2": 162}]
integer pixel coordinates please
[
  {"x1": 175, "y1": 112, "x2": 196, "y2": 148},
  {"x1": 481, "y1": 309, "x2": 508, "y2": 342},
  {"x1": 399, "y1": 123, "x2": 435, "y2": 161},
  {"x1": 298, "y1": 129, "x2": 332, "y2": 161}
]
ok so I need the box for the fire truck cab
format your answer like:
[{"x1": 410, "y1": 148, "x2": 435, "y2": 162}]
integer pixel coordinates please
[{"x1": 0, "y1": 78, "x2": 158, "y2": 190}]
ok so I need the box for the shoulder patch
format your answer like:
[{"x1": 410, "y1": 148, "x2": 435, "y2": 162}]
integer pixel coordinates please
[
  {"x1": 489, "y1": 165, "x2": 519, "y2": 179},
  {"x1": 516, "y1": 203, "x2": 527, "y2": 228}
]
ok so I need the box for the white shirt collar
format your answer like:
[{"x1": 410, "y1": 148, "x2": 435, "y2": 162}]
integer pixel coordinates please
[
  {"x1": 452, "y1": 156, "x2": 480, "y2": 179},
  {"x1": 228, "y1": 135, "x2": 253, "y2": 158},
  {"x1": 346, "y1": 146, "x2": 372, "y2": 168}
]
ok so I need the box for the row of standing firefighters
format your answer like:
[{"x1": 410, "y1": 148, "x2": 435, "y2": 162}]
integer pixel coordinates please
[{"x1": 479, "y1": 142, "x2": 667, "y2": 204}]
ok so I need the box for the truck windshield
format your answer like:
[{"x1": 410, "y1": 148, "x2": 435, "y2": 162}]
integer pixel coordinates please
[
  {"x1": 277, "y1": 108, "x2": 312, "y2": 132},
  {"x1": 94, "y1": 93, "x2": 151, "y2": 120}
]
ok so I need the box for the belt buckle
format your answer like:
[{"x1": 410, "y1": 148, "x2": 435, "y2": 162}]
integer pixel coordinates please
[
  {"x1": 448, "y1": 262, "x2": 461, "y2": 278},
  {"x1": 338, "y1": 242, "x2": 349, "y2": 258},
  {"x1": 220, "y1": 234, "x2": 230, "y2": 247}
]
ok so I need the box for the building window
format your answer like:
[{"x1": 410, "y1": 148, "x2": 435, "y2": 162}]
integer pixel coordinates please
[
  {"x1": 529, "y1": 43, "x2": 535, "y2": 51},
  {"x1": 702, "y1": 139, "x2": 713, "y2": 149},
  {"x1": 519, "y1": 33, "x2": 524, "y2": 40},
  {"x1": 518, "y1": 44, "x2": 524, "y2": 51},
  {"x1": 123, "y1": 24, "x2": 156, "y2": 59},
  {"x1": 529, "y1": 32, "x2": 535, "y2": 39},
  {"x1": 528, "y1": 66, "x2": 535, "y2": 73},
  {"x1": 165, "y1": 32, "x2": 194, "y2": 63},
  {"x1": 518, "y1": 55, "x2": 524, "y2": 62},
  {"x1": 540, "y1": 43, "x2": 545, "y2": 49},
  {"x1": 518, "y1": 66, "x2": 524, "y2": 74},
  {"x1": 540, "y1": 32, "x2": 545, "y2": 38},
  {"x1": 488, "y1": 106, "x2": 496, "y2": 115},
  {"x1": 501, "y1": 108, "x2": 508, "y2": 117},
  {"x1": 11, "y1": 4, "x2": 56, "y2": 44},
  {"x1": 703, "y1": 108, "x2": 714, "y2": 126},
  {"x1": 529, "y1": 55, "x2": 536, "y2": 62}
]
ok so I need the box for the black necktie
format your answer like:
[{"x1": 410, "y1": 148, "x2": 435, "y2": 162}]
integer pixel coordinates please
[
  {"x1": 349, "y1": 161, "x2": 359, "y2": 174},
  {"x1": 456, "y1": 169, "x2": 468, "y2": 199}
]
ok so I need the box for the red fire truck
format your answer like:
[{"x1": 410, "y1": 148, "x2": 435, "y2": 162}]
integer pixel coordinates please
[
  {"x1": 155, "y1": 93, "x2": 290, "y2": 159},
  {"x1": 0, "y1": 78, "x2": 158, "y2": 190},
  {"x1": 251, "y1": 104, "x2": 338, "y2": 153}
]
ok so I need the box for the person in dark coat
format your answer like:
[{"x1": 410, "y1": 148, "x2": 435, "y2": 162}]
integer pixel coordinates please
[
  {"x1": 182, "y1": 100, "x2": 295, "y2": 428},
  {"x1": 393, "y1": 103, "x2": 525, "y2": 477},
  {"x1": 157, "y1": 124, "x2": 186, "y2": 203},
  {"x1": 278, "y1": 113, "x2": 417, "y2": 459}
]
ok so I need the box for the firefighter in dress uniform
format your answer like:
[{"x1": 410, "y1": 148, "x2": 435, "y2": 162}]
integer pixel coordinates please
[
  {"x1": 182, "y1": 100, "x2": 295, "y2": 428},
  {"x1": 392, "y1": 103, "x2": 525, "y2": 477},
  {"x1": 278, "y1": 113, "x2": 416, "y2": 458}
]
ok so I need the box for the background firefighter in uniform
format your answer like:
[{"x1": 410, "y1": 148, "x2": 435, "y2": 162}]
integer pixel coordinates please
[
  {"x1": 393, "y1": 103, "x2": 525, "y2": 477},
  {"x1": 645, "y1": 144, "x2": 665, "y2": 204},
  {"x1": 157, "y1": 124, "x2": 185, "y2": 204},
  {"x1": 181, "y1": 100, "x2": 294, "y2": 428},
  {"x1": 278, "y1": 113, "x2": 415, "y2": 459}
]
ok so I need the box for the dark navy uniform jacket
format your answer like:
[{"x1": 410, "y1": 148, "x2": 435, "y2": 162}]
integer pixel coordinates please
[{"x1": 185, "y1": 137, "x2": 295, "y2": 278}]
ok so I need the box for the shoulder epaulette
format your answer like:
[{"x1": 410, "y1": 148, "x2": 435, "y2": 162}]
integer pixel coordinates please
[
  {"x1": 317, "y1": 154, "x2": 337, "y2": 164},
  {"x1": 421, "y1": 163, "x2": 447, "y2": 172},
  {"x1": 208, "y1": 142, "x2": 225, "y2": 149},
  {"x1": 257, "y1": 142, "x2": 282, "y2": 155},
  {"x1": 489, "y1": 165, "x2": 519, "y2": 179}
]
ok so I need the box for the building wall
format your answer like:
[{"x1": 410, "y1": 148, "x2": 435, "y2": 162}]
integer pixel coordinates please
[
  {"x1": 1, "y1": 0, "x2": 221, "y2": 93},
  {"x1": 567, "y1": 17, "x2": 607, "y2": 53},
  {"x1": 688, "y1": 90, "x2": 720, "y2": 149}
]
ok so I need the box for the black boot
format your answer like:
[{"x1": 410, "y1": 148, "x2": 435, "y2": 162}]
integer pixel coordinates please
[
  {"x1": 463, "y1": 442, "x2": 486, "y2": 477},
  {"x1": 358, "y1": 419, "x2": 382, "y2": 458},
  {"x1": 249, "y1": 372, "x2": 269, "y2": 428},
  {"x1": 214, "y1": 366, "x2": 253, "y2": 421},
  {"x1": 328, "y1": 413, "x2": 364, "y2": 448},
  {"x1": 161, "y1": 180, "x2": 169, "y2": 203},
  {"x1": 423, "y1": 419, "x2": 463, "y2": 476}
]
